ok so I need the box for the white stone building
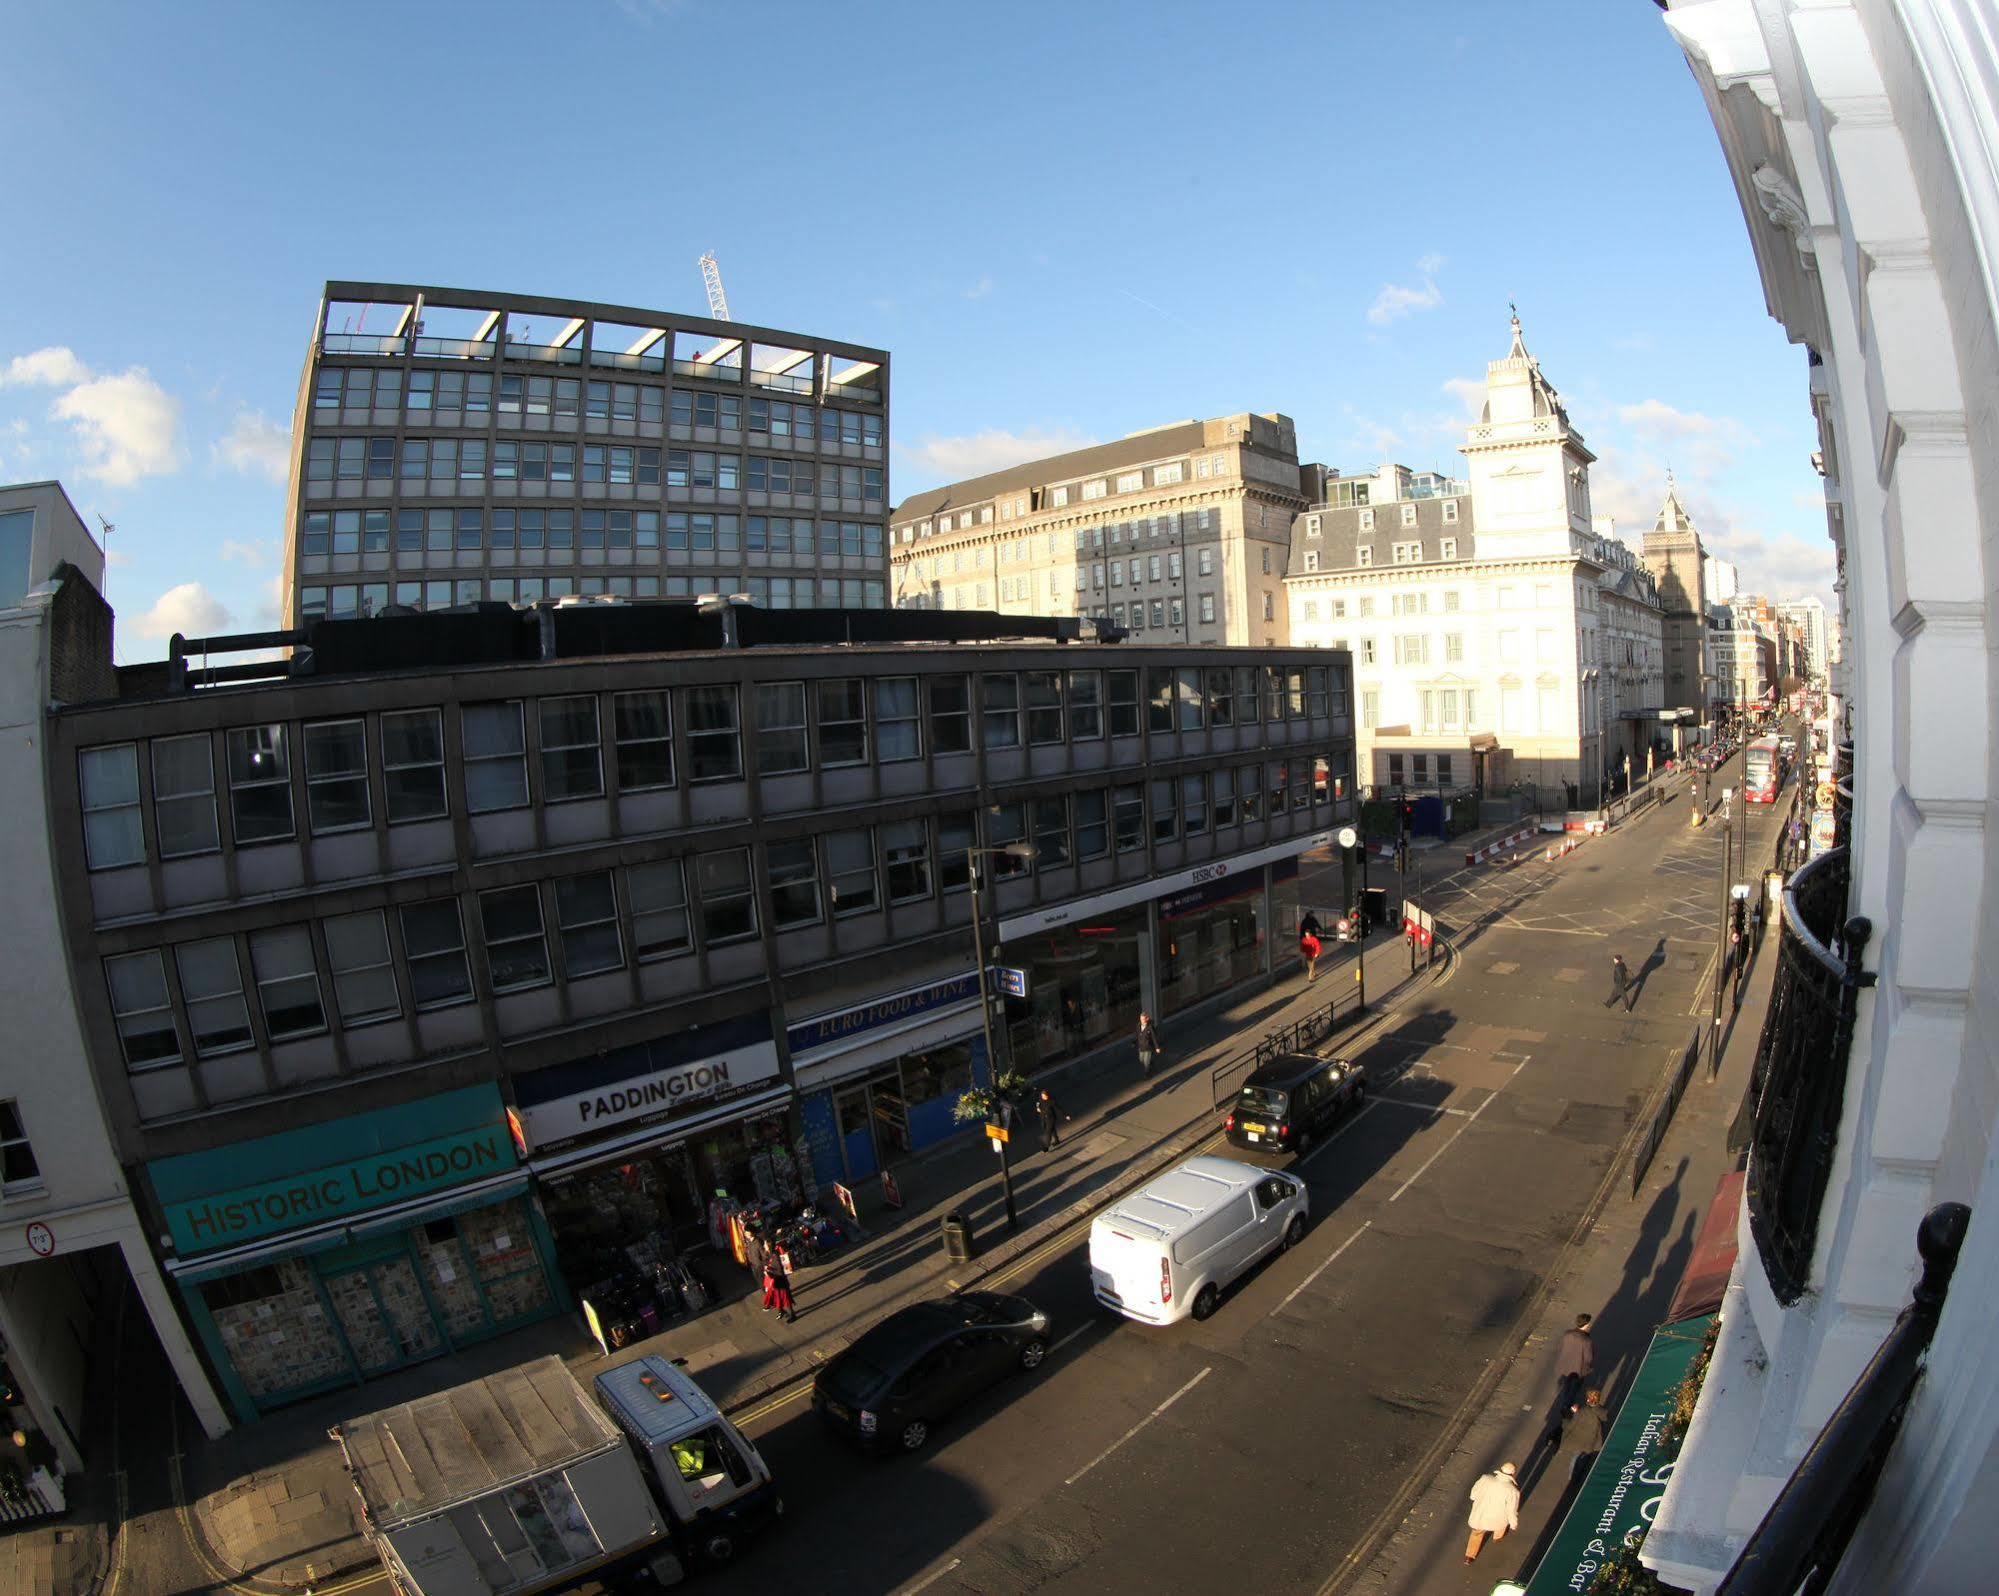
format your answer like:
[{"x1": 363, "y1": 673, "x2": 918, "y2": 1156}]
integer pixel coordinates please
[
  {"x1": 0, "y1": 484, "x2": 231, "y2": 1477},
  {"x1": 1776, "y1": 594, "x2": 1832, "y2": 682},
  {"x1": 1285, "y1": 320, "x2": 1664, "y2": 801},
  {"x1": 1644, "y1": 4, "x2": 1999, "y2": 1593}
]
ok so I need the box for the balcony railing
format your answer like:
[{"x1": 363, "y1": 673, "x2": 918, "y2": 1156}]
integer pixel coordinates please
[
  {"x1": 1746, "y1": 846, "x2": 1871, "y2": 1304},
  {"x1": 1718, "y1": 1202, "x2": 1970, "y2": 1596},
  {"x1": 321, "y1": 332, "x2": 406, "y2": 357}
]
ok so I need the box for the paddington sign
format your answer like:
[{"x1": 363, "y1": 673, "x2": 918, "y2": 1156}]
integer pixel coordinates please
[
  {"x1": 517, "y1": 1039, "x2": 781, "y2": 1150},
  {"x1": 163, "y1": 1125, "x2": 515, "y2": 1255}
]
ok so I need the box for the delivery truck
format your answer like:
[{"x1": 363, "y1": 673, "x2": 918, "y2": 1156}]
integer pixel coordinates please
[{"x1": 332, "y1": 1354, "x2": 778, "y2": 1595}]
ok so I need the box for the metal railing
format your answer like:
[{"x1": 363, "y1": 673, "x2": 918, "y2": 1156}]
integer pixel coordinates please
[
  {"x1": 1745, "y1": 846, "x2": 1870, "y2": 1305},
  {"x1": 587, "y1": 346, "x2": 666, "y2": 372},
  {"x1": 673, "y1": 358, "x2": 743, "y2": 382},
  {"x1": 750, "y1": 367, "x2": 815, "y2": 395},
  {"x1": 1718, "y1": 1202, "x2": 1971, "y2": 1596},
  {"x1": 1631, "y1": 1024, "x2": 1705, "y2": 1196},
  {"x1": 1210, "y1": 979, "x2": 1364, "y2": 1111},
  {"x1": 321, "y1": 332, "x2": 405, "y2": 357}
]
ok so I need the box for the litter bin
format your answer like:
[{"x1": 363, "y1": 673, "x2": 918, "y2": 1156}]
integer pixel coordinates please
[{"x1": 940, "y1": 1212, "x2": 977, "y2": 1263}]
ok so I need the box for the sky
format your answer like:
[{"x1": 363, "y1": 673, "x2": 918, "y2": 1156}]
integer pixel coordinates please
[{"x1": 0, "y1": 0, "x2": 1835, "y2": 662}]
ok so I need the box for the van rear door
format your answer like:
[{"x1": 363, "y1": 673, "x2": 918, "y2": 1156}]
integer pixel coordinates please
[{"x1": 1091, "y1": 1216, "x2": 1167, "y2": 1314}]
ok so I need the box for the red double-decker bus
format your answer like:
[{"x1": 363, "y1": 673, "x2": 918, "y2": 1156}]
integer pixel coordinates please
[{"x1": 1743, "y1": 735, "x2": 1784, "y2": 803}]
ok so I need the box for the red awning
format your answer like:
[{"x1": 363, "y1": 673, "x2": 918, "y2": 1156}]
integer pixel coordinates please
[{"x1": 1667, "y1": 1169, "x2": 1744, "y2": 1324}]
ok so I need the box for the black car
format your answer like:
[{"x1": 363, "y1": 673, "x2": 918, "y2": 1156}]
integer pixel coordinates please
[
  {"x1": 812, "y1": 1291, "x2": 1050, "y2": 1453},
  {"x1": 1224, "y1": 1051, "x2": 1367, "y2": 1155}
]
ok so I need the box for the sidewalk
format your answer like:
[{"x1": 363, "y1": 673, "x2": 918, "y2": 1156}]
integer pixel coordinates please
[
  {"x1": 178, "y1": 925, "x2": 1452, "y2": 1593},
  {"x1": 1346, "y1": 871, "x2": 1779, "y2": 1596}
]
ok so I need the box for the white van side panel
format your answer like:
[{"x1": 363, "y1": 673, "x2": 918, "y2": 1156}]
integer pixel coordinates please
[{"x1": 1172, "y1": 1195, "x2": 1254, "y2": 1267}]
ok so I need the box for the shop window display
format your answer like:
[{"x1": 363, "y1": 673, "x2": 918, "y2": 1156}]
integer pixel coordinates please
[
  {"x1": 1158, "y1": 877, "x2": 1266, "y2": 1014},
  {"x1": 207, "y1": 1258, "x2": 350, "y2": 1404},
  {"x1": 457, "y1": 1198, "x2": 556, "y2": 1326},
  {"x1": 1004, "y1": 900, "x2": 1147, "y2": 1074}
]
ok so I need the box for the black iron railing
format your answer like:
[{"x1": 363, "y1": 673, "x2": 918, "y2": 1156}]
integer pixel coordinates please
[
  {"x1": 1719, "y1": 1202, "x2": 1971, "y2": 1596},
  {"x1": 1746, "y1": 846, "x2": 1870, "y2": 1304},
  {"x1": 1832, "y1": 740, "x2": 1853, "y2": 854}
]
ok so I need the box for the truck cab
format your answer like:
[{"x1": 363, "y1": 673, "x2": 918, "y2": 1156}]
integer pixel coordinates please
[{"x1": 594, "y1": 1355, "x2": 781, "y2": 1567}]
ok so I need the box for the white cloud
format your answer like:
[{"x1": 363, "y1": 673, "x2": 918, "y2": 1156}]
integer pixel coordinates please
[
  {"x1": 1615, "y1": 398, "x2": 1746, "y2": 444},
  {"x1": 51, "y1": 368, "x2": 182, "y2": 484},
  {"x1": 1441, "y1": 375, "x2": 1485, "y2": 417},
  {"x1": 896, "y1": 426, "x2": 1098, "y2": 485},
  {"x1": 130, "y1": 581, "x2": 233, "y2": 641},
  {"x1": 1, "y1": 346, "x2": 92, "y2": 388},
  {"x1": 214, "y1": 410, "x2": 291, "y2": 482},
  {"x1": 1335, "y1": 407, "x2": 1404, "y2": 460},
  {"x1": 1368, "y1": 255, "x2": 1445, "y2": 325},
  {"x1": 964, "y1": 276, "x2": 995, "y2": 301},
  {"x1": 219, "y1": 538, "x2": 274, "y2": 566}
]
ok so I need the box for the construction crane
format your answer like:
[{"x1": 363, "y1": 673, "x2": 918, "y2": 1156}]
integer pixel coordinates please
[{"x1": 697, "y1": 252, "x2": 731, "y2": 321}]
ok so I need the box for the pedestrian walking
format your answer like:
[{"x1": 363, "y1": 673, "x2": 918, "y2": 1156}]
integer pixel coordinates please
[
  {"x1": 1299, "y1": 909, "x2": 1324, "y2": 942},
  {"x1": 1555, "y1": 1312, "x2": 1596, "y2": 1413},
  {"x1": 1464, "y1": 1462, "x2": 1520, "y2": 1564},
  {"x1": 1300, "y1": 928, "x2": 1323, "y2": 983},
  {"x1": 762, "y1": 1254, "x2": 796, "y2": 1324},
  {"x1": 1135, "y1": 1011, "x2": 1163, "y2": 1078},
  {"x1": 1557, "y1": 1388, "x2": 1610, "y2": 1486},
  {"x1": 1608, "y1": 954, "x2": 1631, "y2": 1011},
  {"x1": 1035, "y1": 1086, "x2": 1071, "y2": 1151}
]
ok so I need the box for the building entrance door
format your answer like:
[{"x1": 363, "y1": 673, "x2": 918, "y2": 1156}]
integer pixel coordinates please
[
  {"x1": 835, "y1": 1083, "x2": 878, "y2": 1181},
  {"x1": 323, "y1": 1252, "x2": 443, "y2": 1375}
]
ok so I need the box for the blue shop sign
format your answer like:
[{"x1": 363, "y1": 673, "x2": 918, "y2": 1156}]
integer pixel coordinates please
[{"x1": 788, "y1": 973, "x2": 981, "y2": 1059}]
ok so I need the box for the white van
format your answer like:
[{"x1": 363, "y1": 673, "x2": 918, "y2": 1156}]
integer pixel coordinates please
[{"x1": 1089, "y1": 1155, "x2": 1308, "y2": 1325}]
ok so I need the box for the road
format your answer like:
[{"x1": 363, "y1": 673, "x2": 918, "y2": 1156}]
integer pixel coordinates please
[{"x1": 712, "y1": 744, "x2": 1794, "y2": 1596}]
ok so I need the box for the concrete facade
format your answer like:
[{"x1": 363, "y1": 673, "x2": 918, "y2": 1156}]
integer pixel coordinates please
[
  {"x1": 1646, "y1": 4, "x2": 1999, "y2": 1592},
  {"x1": 888, "y1": 413, "x2": 1307, "y2": 646},
  {"x1": 283, "y1": 282, "x2": 890, "y2": 626}
]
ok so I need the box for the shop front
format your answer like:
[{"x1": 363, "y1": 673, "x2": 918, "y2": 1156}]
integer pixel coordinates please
[
  {"x1": 149, "y1": 1084, "x2": 563, "y2": 1424},
  {"x1": 514, "y1": 1013, "x2": 807, "y2": 1298},
  {"x1": 1156, "y1": 870, "x2": 1269, "y2": 1015},
  {"x1": 787, "y1": 974, "x2": 986, "y2": 1188},
  {"x1": 1001, "y1": 901, "x2": 1148, "y2": 1075}
]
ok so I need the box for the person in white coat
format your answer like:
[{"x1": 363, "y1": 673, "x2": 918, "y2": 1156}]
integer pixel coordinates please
[{"x1": 1465, "y1": 1461, "x2": 1520, "y2": 1564}]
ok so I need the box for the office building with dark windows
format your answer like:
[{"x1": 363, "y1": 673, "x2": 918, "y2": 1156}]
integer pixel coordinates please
[
  {"x1": 283, "y1": 282, "x2": 890, "y2": 626},
  {"x1": 33, "y1": 556, "x2": 1352, "y2": 1422}
]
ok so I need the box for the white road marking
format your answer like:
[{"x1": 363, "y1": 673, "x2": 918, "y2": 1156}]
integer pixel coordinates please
[
  {"x1": 1297, "y1": 1098, "x2": 1382, "y2": 1165},
  {"x1": 1064, "y1": 1366, "x2": 1213, "y2": 1487},
  {"x1": 1386, "y1": 1054, "x2": 1532, "y2": 1203},
  {"x1": 1275, "y1": 1220, "x2": 1373, "y2": 1313},
  {"x1": 1050, "y1": 1324, "x2": 1090, "y2": 1356},
  {"x1": 1371, "y1": 1094, "x2": 1473, "y2": 1119},
  {"x1": 900, "y1": 1556, "x2": 963, "y2": 1595}
]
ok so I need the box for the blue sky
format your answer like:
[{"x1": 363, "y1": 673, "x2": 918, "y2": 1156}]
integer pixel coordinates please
[{"x1": 0, "y1": 0, "x2": 1832, "y2": 661}]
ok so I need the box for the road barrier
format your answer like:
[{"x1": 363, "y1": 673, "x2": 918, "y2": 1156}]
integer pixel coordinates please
[
  {"x1": 1631, "y1": 1024, "x2": 1706, "y2": 1197},
  {"x1": 1465, "y1": 826, "x2": 1536, "y2": 866},
  {"x1": 1209, "y1": 980, "x2": 1366, "y2": 1111}
]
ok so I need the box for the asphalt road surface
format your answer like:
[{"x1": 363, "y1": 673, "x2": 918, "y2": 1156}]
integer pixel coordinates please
[{"x1": 713, "y1": 744, "x2": 1793, "y2": 1596}]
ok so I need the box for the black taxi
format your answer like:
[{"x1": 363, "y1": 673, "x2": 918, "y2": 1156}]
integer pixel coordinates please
[{"x1": 1223, "y1": 1052, "x2": 1367, "y2": 1155}]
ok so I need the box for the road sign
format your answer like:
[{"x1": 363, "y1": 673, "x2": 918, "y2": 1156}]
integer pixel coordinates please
[
  {"x1": 991, "y1": 966, "x2": 1028, "y2": 999},
  {"x1": 985, "y1": 1121, "x2": 1010, "y2": 1143},
  {"x1": 25, "y1": 1222, "x2": 53, "y2": 1258},
  {"x1": 1336, "y1": 825, "x2": 1359, "y2": 850}
]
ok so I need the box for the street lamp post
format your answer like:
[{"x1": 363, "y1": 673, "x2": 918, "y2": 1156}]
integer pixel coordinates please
[{"x1": 968, "y1": 840, "x2": 1037, "y2": 1231}]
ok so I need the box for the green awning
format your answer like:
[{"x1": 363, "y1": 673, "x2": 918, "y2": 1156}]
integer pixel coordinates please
[{"x1": 1523, "y1": 1311, "x2": 1717, "y2": 1595}]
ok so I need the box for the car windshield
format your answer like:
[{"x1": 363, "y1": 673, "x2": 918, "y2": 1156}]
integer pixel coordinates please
[{"x1": 1236, "y1": 1086, "x2": 1289, "y2": 1117}]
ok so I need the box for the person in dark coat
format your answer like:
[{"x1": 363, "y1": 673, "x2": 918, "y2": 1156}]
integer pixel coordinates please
[
  {"x1": 1555, "y1": 1312, "x2": 1596, "y2": 1413},
  {"x1": 1299, "y1": 910, "x2": 1324, "y2": 942},
  {"x1": 1608, "y1": 955, "x2": 1631, "y2": 1011},
  {"x1": 1136, "y1": 1012, "x2": 1163, "y2": 1078},
  {"x1": 1035, "y1": 1087, "x2": 1071, "y2": 1150},
  {"x1": 1557, "y1": 1388, "x2": 1610, "y2": 1485}
]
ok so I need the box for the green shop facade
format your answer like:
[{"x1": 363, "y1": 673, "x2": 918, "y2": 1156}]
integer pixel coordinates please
[{"x1": 148, "y1": 1084, "x2": 566, "y2": 1422}]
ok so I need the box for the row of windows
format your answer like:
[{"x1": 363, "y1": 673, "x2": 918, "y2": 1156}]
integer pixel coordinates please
[
  {"x1": 905, "y1": 455, "x2": 1233, "y2": 538},
  {"x1": 99, "y1": 756, "x2": 1344, "y2": 1077},
  {"x1": 898, "y1": 510, "x2": 1218, "y2": 577},
  {"x1": 314, "y1": 369, "x2": 883, "y2": 444},
  {"x1": 299, "y1": 574, "x2": 888, "y2": 623},
  {"x1": 306, "y1": 438, "x2": 884, "y2": 502},
  {"x1": 76, "y1": 665, "x2": 1340, "y2": 869},
  {"x1": 299, "y1": 507, "x2": 884, "y2": 560}
]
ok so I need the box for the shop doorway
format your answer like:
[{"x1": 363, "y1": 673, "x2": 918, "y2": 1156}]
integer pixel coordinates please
[
  {"x1": 833, "y1": 1067, "x2": 911, "y2": 1183},
  {"x1": 321, "y1": 1252, "x2": 443, "y2": 1376}
]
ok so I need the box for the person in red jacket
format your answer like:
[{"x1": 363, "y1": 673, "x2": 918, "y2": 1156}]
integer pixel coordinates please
[{"x1": 1300, "y1": 928, "x2": 1323, "y2": 982}]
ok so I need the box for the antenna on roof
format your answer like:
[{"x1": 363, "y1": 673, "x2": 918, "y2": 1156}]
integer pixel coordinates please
[
  {"x1": 698, "y1": 252, "x2": 732, "y2": 321},
  {"x1": 95, "y1": 515, "x2": 114, "y2": 597}
]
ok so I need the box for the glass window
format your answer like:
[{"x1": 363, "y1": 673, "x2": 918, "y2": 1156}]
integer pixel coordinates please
[
  {"x1": 1235, "y1": 666, "x2": 1261, "y2": 726},
  {"x1": 1212, "y1": 768, "x2": 1237, "y2": 827},
  {"x1": 696, "y1": 848, "x2": 757, "y2": 943},
  {"x1": 539, "y1": 696, "x2": 604, "y2": 802},
  {"x1": 401, "y1": 900, "x2": 472, "y2": 1009},
  {"x1": 1150, "y1": 778, "x2": 1179, "y2": 843},
  {"x1": 1068, "y1": 671, "x2": 1103, "y2": 740},
  {"x1": 981, "y1": 674, "x2": 1020, "y2": 749},
  {"x1": 323, "y1": 910, "x2": 398, "y2": 1024},
  {"x1": 1032, "y1": 797, "x2": 1071, "y2": 868},
  {"x1": 686, "y1": 686, "x2": 742, "y2": 782},
  {"x1": 986, "y1": 803, "x2": 1031, "y2": 876},
  {"x1": 882, "y1": 819, "x2": 931, "y2": 902},
  {"x1": 304, "y1": 719, "x2": 371, "y2": 833},
  {"x1": 1, "y1": 1100, "x2": 42, "y2": 1192},
  {"x1": 929, "y1": 675, "x2": 972, "y2": 754},
  {"x1": 1024, "y1": 671, "x2": 1063, "y2": 745},
  {"x1": 938, "y1": 812, "x2": 975, "y2": 891},
  {"x1": 250, "y1": 926, "x2": 325, "y2": 1039},
  {"x1": 1182, "y1": 773, "x2": 1209, "y2": 834},
  {"x1": 555, "y1": 873, "x2": 624, "y2": 978},
  {"x1": 1108, "y1": 670, "x2": 1140, "y2": 737},
  {"x1": 767, "y1": 839, "x2": 822, "y2": 928},
  {"x1": 1264, "y1": 667, "x2": 1287, "y2": 721},
  {"x1": 381, "y1": 709, "x2": 447, "y2": 822},
  {"x1": 151, "y1": 735, "x2": 219, "y2": 858},
  {"x1": 627, "y1": 861, "x2": 691, "y2": 960},
  {"x1": 1176, "y1": 667, "x2": 1205, "y2": 732},
  {"x1": 1073, "y1": 789, "x2": 1109, "y2": 859},
  {"x1": 480, "y1": 885, "x2": 551, "y2": 991},
  {"x1": 1147, "y1": 668, "x2": 1175, "y2": 734},
  {"x1": 462, "y1": 703, "x2": 529, "y2": 812},
  {"x1": 612, "y1": 691, "x2": 674, "y2": 792},
  {"x1": 826, "y1": 828, "x2": 878, "y2": 915},
  {"x1": 756, "y1": 683, "x2": 809, "y2": 775},
  {"x1": 875, "y1": 678, "x2": 921, "y2": 762},
  {"x1": 1239, "y1": 764, "x2": 1263, "y2": 822},
  {"x1": 226, "y1": 726, "x2": 295, "y2": 844},
  {"x1": 177, "y1": 938, "x2": 253, "y2": 1056},
  {"x1": 817, "y1": 680, "x2": 868, "y2": 766},
  {"x1": 105, "y1": 951, "x2": 179, "y2": 1069},
  {"x1": 1113, "y1": 784, "x2": 1145, "y2": 852},
  {"x1": 80, "y1": 744, "x2": 145, "y2": 868}
]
